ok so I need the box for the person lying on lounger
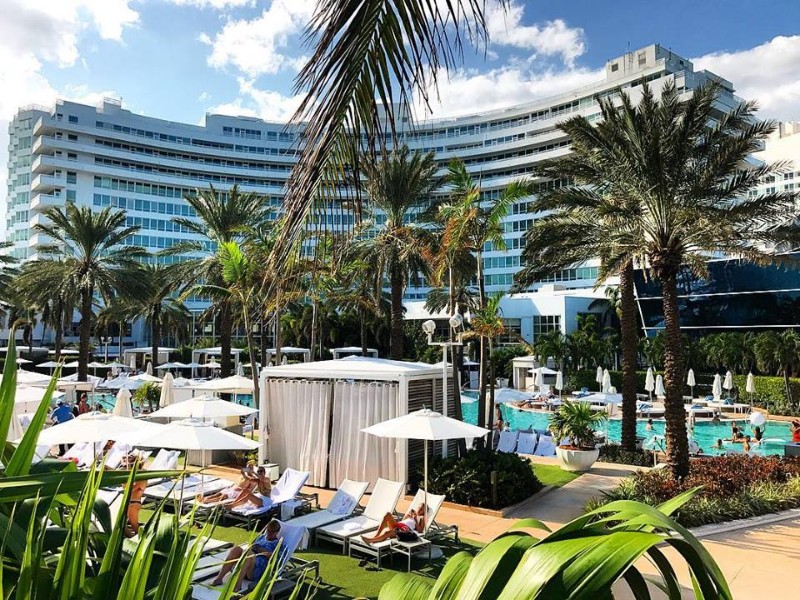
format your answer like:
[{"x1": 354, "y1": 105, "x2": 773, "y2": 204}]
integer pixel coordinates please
[
  {"x1": 225, "y1": 467, "x2": 272, "y2": 509},
  {"x1": 361, "y1": 503, "x2": 426, "y2": 544},
  {"x1": 211, "y1": 519, "x2": 281, "y2": 589},
  {"x1": 198, "y1": 465, "x2": 269, "y2": 505}
]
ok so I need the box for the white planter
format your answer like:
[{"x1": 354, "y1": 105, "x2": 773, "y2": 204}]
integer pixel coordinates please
[{"x1": 556, "y1": 447, "x2": 599, "y2": 472}]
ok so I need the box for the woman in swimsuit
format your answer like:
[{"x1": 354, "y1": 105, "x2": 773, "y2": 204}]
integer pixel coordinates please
[
  {"x1": 361, "y1": 503, "x2": 426, "y2": 544},
  {"x1": 228, "y1": 467, "x2": 272, "y2": 509},
  {"x1": 124, "y1": 459, "x2": 148, "y2": 538},
  {"x1": 197, "y1": 463, "x2": 260, "y2": 504}
]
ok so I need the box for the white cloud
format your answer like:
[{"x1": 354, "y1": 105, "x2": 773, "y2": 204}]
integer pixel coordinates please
[
  {"x1": 206, "y1": 77, "x2": 303, "y2": 122},
  {"x1": 693, "y1": 35, "x2": 800, "y2": 120},
  {"x1": 485, "y1": 3, "x2": 585, "y2": 67},
  {"x1": 167, "y1": 0, "x2": 254, "y2": 8},
  {"x1": 201, "y1": 0, "x2": 316, "y2": 77}
]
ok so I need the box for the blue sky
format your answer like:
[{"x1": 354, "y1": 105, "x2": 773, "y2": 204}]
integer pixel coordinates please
[{"x1": 2, "y1": 0, "x2": 800, "y2": 187}]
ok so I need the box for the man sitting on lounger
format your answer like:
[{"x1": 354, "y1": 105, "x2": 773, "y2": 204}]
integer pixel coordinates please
[
  {"x1": 211, "y1": 519, "x2": 281, "y2": 589},
  {"x1": 361, "y1": 502, "x2": 426, "y2": 544}
]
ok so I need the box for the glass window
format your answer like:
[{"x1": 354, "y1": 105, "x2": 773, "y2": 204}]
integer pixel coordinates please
[{"x1": 533, "y1": 315, "x2": 561, "y2": 337}]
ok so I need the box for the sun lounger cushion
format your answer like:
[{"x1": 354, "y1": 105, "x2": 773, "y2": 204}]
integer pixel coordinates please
[
  {"x1": 534, "y1": 435, "x2": 556, "y2": 457},
  {"x1": 516, "y1": 432, "x2": 537, "y2": 455},
  {"x1": 149, "y1": 449, "x2": 180, "y2": 471},
  {"x1": 496, "y1": 430, "x2": 518, "y2": 453}
]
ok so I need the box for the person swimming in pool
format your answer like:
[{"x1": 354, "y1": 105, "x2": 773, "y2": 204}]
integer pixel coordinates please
[{"x1": 645, "y1": 418, "x2": 654, "y2": 432}]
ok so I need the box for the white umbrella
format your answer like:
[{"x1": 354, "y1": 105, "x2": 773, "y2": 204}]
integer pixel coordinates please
[
  {"x1": 236, "y1": 362, "x2": 244, "y2": 377},
  {"x1": 103, "y1": 377, "x2": 146, "y2": 391},
  {"x1": 601, "y1": 369, "x2": 612, "y2": 394},
  {"x1": 38, "y1": 360, "x2": 61, "y2": 369},
  {"x1": 192, "y1": 375, "x2": 254, "y2": 394},
  {"x1": 87, "y1": 361, "x2": 107, "y2": 369},
  {"x1": 32, "y1": 412, "x2": 164, "y2": 446},
  {"x1": 131, "y1": 418, "x2": 259, "y2": 451},
  {"x1": 687, "y1": 368, "x2": 696, "y2": 399},
  {"x1": 147, "y1": 395, "x2": 258, "y2": 419},
  {"x1": 723, "y1": 370, "x2": 734, "y2": 394},
  {"x1": 655, "y1": 374, "x2": 666, "y2": 398},
  {"x1": 205, "y1": 359, "x2": 220, "y2": 370},
  {"x1": 712, "y1": 374, "x2": 723, "y2": 401},
  {"x1": 159, "y1": 372, "x2": 175, "y2": 408},
  {"x1": 132, "y1": 373, "x2": 163, "y2": 383},
  {"x1": 104, "y1": 361, "x2": 127, "y2": 369},
  {"x1": 582, "y1": 392, "x2": 623, "y2": 404},
  {"x1": 16, "y1": 386, "x2": 65, "y2": 412},
  {"x1": 362, "y1": 409, "x2": 488, "y2": 532},
  {"x1": 157, "y1": 362, "x2": 186, "y2": 370},
  {"x1": 15, "y1": 357, "x2": 32, "y2": 365},
  {"x1": 746, "y1": 372, "x2": 756, "y2": 405},
  {"x1": 18, "y1": 370, "x2": 52, "y2": 386},
  {"x1": 183, "y1": 362, "x2": 203, "y2": 369},
  {"x1": 645, "y1": 367, "x2": 655, "y2": 401},
  {"x1": 113, "y1": 388, "x2": 133, "y2": 418},
  {"x1": 531, "y1": 369, "x2": 540, "y2": 389},
  {"x1": 595, "y1": 366, "x2": 603, "y2": 391},
  {"x1": 64, "y1": 361, "x2": 80, "y2": 368},
  {"x1": 555, "y1": 371, "x2": 563, "y2": 399},
  {"x1": 129, "y1": 355, "x2": 137, "y2": 371},
  {"x1": 493, "y1": 388, "x2": 534, "y2": 403},
  {"x1": 8, "y1": 402, "x2": 25, "y2": 442},
  {"x1": 146, "y1": 362, "x2": 153, "y2": 376}
]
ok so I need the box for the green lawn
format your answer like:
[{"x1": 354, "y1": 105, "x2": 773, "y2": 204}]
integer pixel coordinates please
[{"x1": 533, "y1": 463, "x2": 581, "y2": 488}]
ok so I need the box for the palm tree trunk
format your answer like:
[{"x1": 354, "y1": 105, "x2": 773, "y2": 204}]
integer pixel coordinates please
[
  {"x1": 219, "y1": 301, "x2": 232, "y2": 377},
  {"x1": 476, "y1": 250, "x2": 488, "y2": 438},
  {"x1": 151, "y1": 309, "x2": 160, "y2": 376},
  {"x1": 389, "y1": 261, "x2": 404, "y2": 361},
  {"x1": 447, "y1": 263, "x2": 467, "y2": 454},
  {"x1": 274, "y1": 301, "x2": 283, "y2": 366},
  {"x1": 78, "y1": 288, "x2": 92, "y2": 382},
  {"x1": 118, "y1": 321, "x2": 124, "y2": 361},
  {"x1": 660, "y1": 270, "x2": 690, "y2": 479},
  {"x1": 259, "y1": 315, "x2": 267, "y2": 367},
  {"x1": 54, "y1": 303, "x2": 64, "y2": 361},
  {"x1": 310, "y1": 300, "x2": 318, "y2": 361},
  {"x1": 619, "y1": 262, "x2": 638, "y2": 452},
  {"x1": 359, "y1": 306, "x2": 368, "y2": 356},
  {"x1": 243, "y1": 311, "x2": 259, "y2": 408}
]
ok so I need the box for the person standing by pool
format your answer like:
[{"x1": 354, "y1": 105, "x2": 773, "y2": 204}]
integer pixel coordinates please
[
  {"x1": 493, "y1": 405, "x2": 504, "y2": 449},
  {"x1": 742, "y1": 435, "x2": 752, "y2": 453},
  {"x1": 791, "y1": 420, "x2": 800, "y2": 443},
  {"x1": 77, "y1": 393, "x2": 90, "y2": 415},
  {"x1": 51, "y1": 400, "x2": 75, "y2": 456},
  {"x1": 753, "y1": 426, "x2": 763, "y2": 443}
]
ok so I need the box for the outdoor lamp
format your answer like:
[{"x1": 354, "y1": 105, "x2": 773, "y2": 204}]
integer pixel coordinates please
[
  {"x1": 422, "y1": 319, "x2": 437, "y2": 339},
  {"x1": 448, "y1": 314, "x2": 463, "y2": 330}
]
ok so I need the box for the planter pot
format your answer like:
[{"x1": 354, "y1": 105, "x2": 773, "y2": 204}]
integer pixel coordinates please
[{"x1": 556, "y1": 447, "x2": 599, "y2": 472}]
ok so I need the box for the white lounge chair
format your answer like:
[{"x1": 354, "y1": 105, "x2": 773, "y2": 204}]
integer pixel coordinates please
[
  {"x1": 225, "y1": 468, "x2": 311, "y2": 527},
  {"x1": 286, "y1": 479, "x2": 369, "y2": 541},
  {"x1": 103, "y1": 443, "x2": 133, "y2": 469},
  {"x1": 144, "y1": 475, "x2": 232, "y2": 504},
  {"x1": 149, "y1": 449, "x2": 180, "y2": 471},
  {"x1": 516, "y1": 432, "x2": 537, "y2": 455},
  {"x1": 534, "y1": 435, "x2": 556, "y2": 457},
  {"x1": 496, "y1": 430, "x2": 519, "y2": 453},
  {"x1": 191, "y1": 520, "x2": 319, "y2": 599},
  {"x1": 315, "y1": 478, "x2": 404, "y2": 553}
]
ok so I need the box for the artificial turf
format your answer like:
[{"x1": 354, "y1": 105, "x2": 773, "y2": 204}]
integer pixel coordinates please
[{"x1": 532, "y1": 463, "x2": 581, "y2": 488}]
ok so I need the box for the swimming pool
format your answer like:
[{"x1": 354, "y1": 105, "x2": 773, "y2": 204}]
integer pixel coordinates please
[{"x1": 460, "y1": 393, "x2": 790, "y2": 456}]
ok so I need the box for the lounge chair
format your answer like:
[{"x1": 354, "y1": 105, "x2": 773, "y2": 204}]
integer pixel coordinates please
[
  {"x1": 103, "y1": 443, "x2": 133, "y2": 470},
  {"x1": 225, "y1": 468, "x2": 311, "y2": 528},
  {"x1": 533, "y1": 435, "x2": 556, "y2": 457},
  {"x1": 144, "y1": 475, "x2": 233, "y2": 505},
  {"x1": 496, "y1": 430, "x2": 519, "y2": 453},
  {"x1": 315, "y1": 478, "x2": 404, "y2": 553},
  {"x1": 286, "y1": 479, "x2": 369, "y2": 542},
  {"x1": 516, "y1": 432, "x2": 537, "y2": 455},
  {"x1": 149, "y1": 448, "x2": 181, "y2": 471},
  {"x1": 191, "y1": 520, "x2": 319, "y2": 599}
]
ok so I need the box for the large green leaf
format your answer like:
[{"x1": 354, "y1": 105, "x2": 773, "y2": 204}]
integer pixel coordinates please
[
  {"x1": 377, "y1": 573, "x2": 435, "y2": 600},
  {"x1": 0, "y1": 338, "x2": 19, "y2": 465}
]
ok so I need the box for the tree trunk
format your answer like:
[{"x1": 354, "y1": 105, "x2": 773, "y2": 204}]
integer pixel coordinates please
[
  {"x1": 310, "y1": 300, "x2": 318, "y2": 361},
  {"x1": 619, "y1": 261, "x2": 639, "y2": 452},
  {"x1": 659, "y1": 270, "x2": 690, "y2": 479},
  {"x1": 219, "y1": 301, "x2": 232, "y2": 377},
  {"x1": 78, "y1": 287, "x2": 92, "y2": 382},
  {"x1": 54, "y1": 303, "x2": 64, "y2": 362},
  {"x1": 243, "y1": 310, "x2": 259, "y2": 408},
  {"x1": 274, "y1": 298, "x2": 283, "y2": 366},
  {"x1": 476, "y1": 250, "x2": 488, "y2": 442},
  {"x1": 360, "y1": 306, "x2": 368, "y2": 356},
  {"x1": 151, "y1": 308, "x2": 160, "y2": 376},
  {"x1": 259, "y1": 315, "x2": 267, "y2": 367},
  {"x1": 389, "y1": 260, "x2": 404, "y2": 361},
  {"x1": 447, "y1": 263, "x2": 467, "y2": 455},
  {"x1": 784, "y1": 368, "x2": 793, "y2": 406},
  {"x1": 118, "y1": 321, "x2": 124, "y2": 361}
]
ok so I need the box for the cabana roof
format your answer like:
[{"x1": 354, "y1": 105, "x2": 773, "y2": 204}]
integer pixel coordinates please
[
  {"x1": 267, "y1": 347, "x2": 310, "y2": 354},
  {"x1": 263, "y1": 356, "x2": 447, "y2": 381},
  {"x1": 193, "y1": 347, "x2": 243, "y2": 355},
  {"x1": 126, "y1": 347, "x2": 177, "y2": 354}
]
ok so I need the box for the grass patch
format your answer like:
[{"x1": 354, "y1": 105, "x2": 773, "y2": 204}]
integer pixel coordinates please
[{"x1": 533, "y1": 463, "x2": 580, "y2": 488}]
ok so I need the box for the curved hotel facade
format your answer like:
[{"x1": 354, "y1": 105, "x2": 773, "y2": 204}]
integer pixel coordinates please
[{"x1": 5, "y1": 44, "x2": 746, "y2": 346}]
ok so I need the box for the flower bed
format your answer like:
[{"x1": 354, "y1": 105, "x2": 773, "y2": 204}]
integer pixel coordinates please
[{"x1": 587, "y1": 455, "x2": 800, "y2": 527}]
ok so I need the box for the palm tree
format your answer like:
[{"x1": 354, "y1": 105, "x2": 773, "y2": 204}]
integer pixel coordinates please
[
  {"x1": 438, "y1": 158, "x2": 529, "y2": 432},
  {"x1": 520, "y1": 81, "x2": 800, "y2": 478},
  {"x1": 754, "y1": 330, "x2": 800, "y2": 405},
  {"x1": 533, "y1": 329, "x2": 568, "y2": 372},
  {"x1": 32, "y1": 203, "x2": 143, "y2": 380},
  {"x1": 356, "y1": 145, "x2": 441, "y2": 360},
  {"x1": 468, "y1": 292, "x2": 506, "y2": 434},
  {"x1": 172, "y1": 185, "x2": 268, "y2": 377},
  {"x1": 109, "y1": 262, "x2": 191, "y2": 372}
]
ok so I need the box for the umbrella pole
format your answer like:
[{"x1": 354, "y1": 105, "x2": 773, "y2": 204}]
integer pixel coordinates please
[{"x1": 423, "y1": 438, "x2": 428, "y2": 534}]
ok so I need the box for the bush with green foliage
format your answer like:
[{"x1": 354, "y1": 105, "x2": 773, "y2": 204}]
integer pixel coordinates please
[
  {"x1": 589, "y1": 455, "x2": 800, "y2": 527},
  {"x1": 549, "y1": 400, "x2": 606, "y2": 449},
  {"x1": 132, "y1": 381, "x2": 160, "y2": 411},
  {"x1": 490, "y1": 344, "x2": 529, "y2": 380},
  {"x1": 425, "y1": 449, "x2": 542, "y2": 508},
  {"x1": 598, "y1": 444, "x2": 655, "y2": 467}
]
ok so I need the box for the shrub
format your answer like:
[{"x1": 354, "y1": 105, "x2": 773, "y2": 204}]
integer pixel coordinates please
[
  {"x1": 598, "y1": 444, "x2": 655, "y2": 467},
  {"x1": 132, "y1": 382, "x2": 160, "y2": 411},
  {"x1": 491, "y1": 345, "x2": 530, "y2": 380},
  {"x1": 590, "y1": 455, "x2": 800, "y2": 527},
  {"x1": 425, "y1": 449, "x2": 543, "y2": 509}
]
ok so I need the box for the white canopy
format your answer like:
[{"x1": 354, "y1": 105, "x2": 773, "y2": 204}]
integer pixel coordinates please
[
  {"x1": 131, "y1": 418, "x2": 259, "y2": 451},
  {"x1": 132, "y1": 373, "x2": 163, "y2": 383},
  {"x1": 262, "y1": 356, "x2": 444, "y2": 381},
  {"x1": 18, "y1": 370, "x2": 52, "y2": 386},
  {"x1": 147, "y1": 395, "x2": 257, "y2": 419},
  {"x1": 527, "y1": 366, "x2": 558, "y2": 375},
  {"x1": 16, "y1": 386, "x2": 65, "y2": 412},
  {"x1": 362, "y1": 408, "x2": 488, "y2": 441},
  {"x1": 332, "y1": 346, "x2": 378, "y2": 359},
  {"x1": 112, "y1": 388, "x2": 133, "y2": 418},
  {"x1": 191, "y1": 374, "x2": 254, "y2": 394},
  {"x1": 159, "y1": 372, "x2": 175, "y2": 408},
  {"x1": 32, "y1": 412, "x2": 164, "y2": 446}
]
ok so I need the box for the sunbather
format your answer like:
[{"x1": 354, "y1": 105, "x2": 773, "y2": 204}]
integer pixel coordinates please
[
  {"x1": 125, "y1": 458, "x2": 147, "y2": 538},
  {"x1": 210, "y1": 519, "x2": 281, "y2": 589},
  {"x1": 361, "y1": 502, "x2": 426, "y2": 544},
  {"x1": 225, "y1": 467, "x2": 272, "y2": 509},
  {"x1": 197, "y1": 463, "x2": 265, "y2": 504}
]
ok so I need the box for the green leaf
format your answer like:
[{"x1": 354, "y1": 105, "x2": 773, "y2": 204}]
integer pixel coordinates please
[
  {"x1": 457, "y1": 533, "x2": 540, "y2": 600},
  {"x1": 427, "y1": 551, "x2": 472, "y2": 599},
  {"x1": 0, "y1": 338, "x2": 19, "y2": 465},
  {"x1": 377, "y1": 573, "x2": 434, "y2": 600}
]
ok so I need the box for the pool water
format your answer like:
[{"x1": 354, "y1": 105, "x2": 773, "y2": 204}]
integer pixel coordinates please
[{"x1": 460, "y1": 393, "x2": 790, "y2": 456}]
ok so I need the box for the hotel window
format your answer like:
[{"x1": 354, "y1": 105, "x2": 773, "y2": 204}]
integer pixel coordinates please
[
  {"x1": 533, "y1": 315, "x2": 560, "y2": 337},
  {"x1": 611, "y1": 63, "x2": 619, "y2": 72},
  {"x1": 66, "y1": 171, "x2": 77, "y2": 184},
  {"x1": 68, "y1": 134, "x2": 78, "y2": 141},
  {"x1": 68, "y1": 115, "x2": 78, "y2": 123},
  {"x1": 498, "y1": 318, "x2": 522, "y2": 344}
]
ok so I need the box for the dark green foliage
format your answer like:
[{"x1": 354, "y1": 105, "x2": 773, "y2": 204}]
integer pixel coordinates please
[
  {"x1": 598, "y1": 444, "x2": 655, "y2": 467},
  {"x1": 592, "y1": 455, "x2": 800, "y2": 526},
  {"x1": 490, "y1": 345, "x2": 529, "y2": 380},
  {"x1": 132, "y1": 382, "x2": 160, "y2": 412},
  {"x1": 425, "y1": 449, "x2": 543, "y2": 509}
]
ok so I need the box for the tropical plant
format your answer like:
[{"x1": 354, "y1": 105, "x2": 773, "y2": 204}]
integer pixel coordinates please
[
  {"x1": 467, "y1": 292, "x2": 505, "y2": 433},
  {"x1": 32, "y1": 203, "x2": 144, "y2": 380},
  {"x1": 549, "y1": 400, "x2": 606, "y2": 449},
  {"x1": 520, "y1": 81, "x2": 800, "y2": 478},
  {"x1": 356, "y1": 145, "x2": 441, "y2": 360},
  {"x1": 132, "y1": 381, "x2": 161, "y2": 412},
  {"x1": 532, "y1": 329, "x2": 568, "y2": 371},
  {"x1": 753, "y1": 330, "x2": 800, "y2": 406},
  {"x1": 171, "y1": 185, "x2": 268, "y2": 377},
  {"x1": 379, "y1": 488, "x2": 731, "y2": 599}
]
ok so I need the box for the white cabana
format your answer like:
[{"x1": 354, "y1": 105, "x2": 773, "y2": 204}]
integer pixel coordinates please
[
  {"x1": 190, "y1": 347, "x2": 241, "y2": 371},
  {"x1": 510, "y1": 356, "x2": 537, "y2": 390},
  {"x1": 147, "y1": 395, "x2": 257, "y2": 420},
  {"x1": 265, "y1": 347, "x2": 312, "y2": 364},
  {"x1": 123, "y1": 347, "x2": 176, "y2": 370},
  {"x1": 331, "y1": 346, "x2": 378, "y2": 360},
  {"x1": 260, "y1": 356, "x2": 449, "y2": 489},
  {"x1": 113, "y1": 388, "x2": 133, "y2": 418}
]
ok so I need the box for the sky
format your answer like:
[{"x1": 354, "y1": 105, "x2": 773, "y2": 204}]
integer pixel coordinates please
[{"x1": 3, "y1": 0, "x2": 800, "y2": 196}]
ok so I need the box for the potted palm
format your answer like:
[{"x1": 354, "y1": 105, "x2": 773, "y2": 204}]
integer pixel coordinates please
[{"x1": 549, "y1": 400, "x2": 606, "y2": 472}]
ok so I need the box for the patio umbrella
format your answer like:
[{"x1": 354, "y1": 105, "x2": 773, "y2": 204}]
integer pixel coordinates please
[
  {"x1": 112, "y1": 388, "x2": 133, "y2": 418},
  {"x1": 32, "y1": 412, "x2": 164, "y2": 446},
  {"x1": 131, "y1": 418, "x2": 259, "y2": 451},
  {"x1": 595, "y1": 366, "x2": 603, "y2": 391},
  {"x1": 362, "y1": 409, "x2": 488, "y2": 532},
  {"x1": 147, "y1": 395, "x2": 257, "y2": 420},
  {"x1": 159, "y1": 372, "x2": 175, "y2": 408},
  {"x1": 37, "y1": 360, "x2": 61, "y2": 374},
  {"x1": 8, "y1": 401, "x2": 25, "y2": 442},
  {"x1": 493, "y1": 388, "x2": 534, "y2": 403},
  {"x1": 103, "y1": 377, "x2": 146, "y2": 391},
  {"x1": 192, "y1": 375, "x2": 254, "y2": 394},
  {"x1": 15, "y1": 385, "x2": 65, "y2": 413},
  {"x1": 236, "y1": 362, "x2": 244, "y2": 377},
  {"x1": 655, "y1": 374, "x2": 666, "y2": 398},
  {"x1": 712, "y1": 374, "x2": 722, "y2": 401},
  {"x1": 746, "y1": 372, "x2": 756, "y2": 405},
  {"x1": 531, "y1": 369, "x2": 539, "y2": 389},
  {"x1": 183, "y1": 361, "x2": 203, "y2": 378},
  {"x1": 15, "y1": 357, "x2": 32, "y2": 365},
  {"x1": 723, "y1": 370, "x2": 734, "y2": 396},
  {"x1": 18, "y1": 370, "x2": 52, "y2": 386},
  {"x1": 555, "y1": 371, "x2": 563, "y2": 399},
  {"x1": 104, "y1": 361, "x2": 127, "y2": 369},
  {"x1": 64, "y1": 361, "x2": 80, "y2": 368},
  {"x1": 129, "y1": 355, "x2": 137, "y2": 371},
  {"x1": 687, "y1": 369, "x2": 696, "y2": 399},
  {"x1": 205, "y1": 359, "x2": 220, "y2": 370},
  {"x1": 158, "y1": 362, "x2": 186, "y2": 371},
  {"x1": 146, "y1": 362, "x2": 153, "y2": 376},
  {"x1": 645, "y1": 367, "x2": 655, "y2": 401},
  {"x1": 132, "y1": 373, "x2": 163, "y2": 383},
  {"x1": 601, "y1": 369, "x2": 612, "y2": 394}
]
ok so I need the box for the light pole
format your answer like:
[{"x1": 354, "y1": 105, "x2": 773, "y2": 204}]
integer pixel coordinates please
[
  {"x1": 101, "y1": 336, "x2": 111, "y2": 363},
  {"x1": 423, "y1": 315, "x2": 465, "y2": 458}
]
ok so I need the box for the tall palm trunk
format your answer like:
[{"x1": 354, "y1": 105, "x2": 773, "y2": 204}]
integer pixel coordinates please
[
  {"x1": 658, "y1": 267, "x2": 690, "y2": 479},
  {"x1": 78, "y1": 287, "x2": 92, "y2": 382},
  {"x1": 310, "y1": 300, "x2": 318, "y2": 361},
  {"x1": 389, "y1": 259, "x2": 404, "y2": 361},
  {"x1": 118, "y1": 321, "x2": 124, "y2": 362},
  {"x1": 359, "y1": 306, "x2": 368, "y2": 356},
  {"x1": 151, "y1": 307, "x2": 160, "y2": 375},
  {"x1": 54, "y1": 303, "x2": 64, "y2": 361},
  {"x1": 448, "y1": 263, "x2": 467, "y2": 455},
  {"x1": 274, "y1": 288, "x2": 283, "y2": 365},
  {"x1": 242, "y1": 309, "x2": 259, "y2": 408},
  {"x1": 219, "y1": 300, "x2": 232, "y2": 377},
  {"x1": 259, "y1": 315, "x2": 267, "y2": 367},
  {"x1": 619, "y1": 261, "x2": 639, "y2": 451},
  {"x1": 476, "y1": 251, "x2": 488, "y2": 434}
]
